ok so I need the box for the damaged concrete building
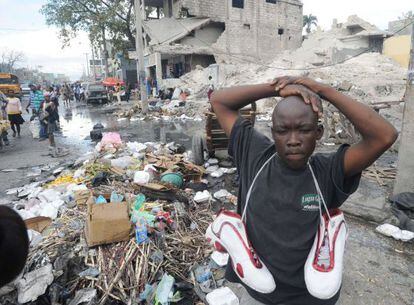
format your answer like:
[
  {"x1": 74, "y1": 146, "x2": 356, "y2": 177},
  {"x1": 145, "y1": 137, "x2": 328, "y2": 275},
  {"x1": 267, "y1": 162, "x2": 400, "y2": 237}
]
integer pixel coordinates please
[
  {"x1": 333, "y1": 15, "x2": 390, "y2": 56},
  {"x1": 293, "y1": 15, "x2": 391, "y2": 67},
  {"x1": 130, "y1": 0, "x2": 303, "y2": 85}
]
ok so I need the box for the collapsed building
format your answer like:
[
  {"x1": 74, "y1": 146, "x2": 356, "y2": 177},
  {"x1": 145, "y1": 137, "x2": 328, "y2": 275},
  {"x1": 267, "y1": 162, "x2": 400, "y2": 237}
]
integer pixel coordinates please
[
  {"x1": 290, "y1": 15, "x2": 392, "y2": 67},
  {"x1": 129, "y1": 0, "x2": 303, "y2": 86}
]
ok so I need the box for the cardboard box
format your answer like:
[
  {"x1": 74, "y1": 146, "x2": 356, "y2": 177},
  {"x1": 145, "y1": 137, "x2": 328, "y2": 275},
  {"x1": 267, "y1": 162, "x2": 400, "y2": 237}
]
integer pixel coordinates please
[{"x1": 85, "y1": 195, "x2": 132, "y2": 247}]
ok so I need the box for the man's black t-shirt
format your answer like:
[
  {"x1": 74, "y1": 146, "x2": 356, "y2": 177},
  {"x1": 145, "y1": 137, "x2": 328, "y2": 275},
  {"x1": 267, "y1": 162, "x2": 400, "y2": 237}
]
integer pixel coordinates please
[{"x1": 225, "y1": 117, "x2": 361, "y2": 305}]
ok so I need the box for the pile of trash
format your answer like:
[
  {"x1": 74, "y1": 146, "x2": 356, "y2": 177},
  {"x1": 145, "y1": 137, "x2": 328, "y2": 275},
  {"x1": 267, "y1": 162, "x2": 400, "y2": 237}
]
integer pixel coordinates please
[
  {"x1": 114, "y1": 91, "x2": 207, "y2": 123},
  {"x1": 0, "y1": 132, "x2": 239, "y2": 305}
]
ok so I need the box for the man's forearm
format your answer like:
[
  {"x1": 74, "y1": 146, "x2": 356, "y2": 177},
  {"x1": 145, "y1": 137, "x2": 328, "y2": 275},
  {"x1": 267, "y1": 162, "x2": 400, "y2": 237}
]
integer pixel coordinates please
[
  {"x1": 316, "y1": 85, "x2": 397, "y2": 144},
  {"x1": 211, "y1": 83, "x2": 278, "y2": 111}
]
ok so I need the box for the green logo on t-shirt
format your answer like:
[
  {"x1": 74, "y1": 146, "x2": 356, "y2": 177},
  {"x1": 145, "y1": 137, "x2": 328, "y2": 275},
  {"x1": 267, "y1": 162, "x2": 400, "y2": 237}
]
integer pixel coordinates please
[{"x1": 301, "y1": 194, "x2": 320, "y2": 211}]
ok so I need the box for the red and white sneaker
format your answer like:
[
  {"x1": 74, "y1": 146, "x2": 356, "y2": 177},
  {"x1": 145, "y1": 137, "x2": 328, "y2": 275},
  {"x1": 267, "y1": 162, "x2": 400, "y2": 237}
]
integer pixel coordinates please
[
  {"x1": 304, "y1": 209, "x2": 348, "y2": 299},
  {"x1": 205, "y1": 209, "x2": 276, "y2": 294}
]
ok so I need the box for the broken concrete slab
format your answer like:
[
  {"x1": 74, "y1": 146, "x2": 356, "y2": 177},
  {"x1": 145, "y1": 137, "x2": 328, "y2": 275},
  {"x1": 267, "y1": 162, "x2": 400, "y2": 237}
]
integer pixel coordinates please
[
  {"x1": 16, "y1": 264, "x2": 54, "y2": 303},
  {"x1": 342, "y1": 178, "x2": 391, "y2": 223}
]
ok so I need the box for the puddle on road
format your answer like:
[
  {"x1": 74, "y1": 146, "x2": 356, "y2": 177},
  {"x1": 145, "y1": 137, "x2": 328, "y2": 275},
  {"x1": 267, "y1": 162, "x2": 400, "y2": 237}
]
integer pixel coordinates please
[
  {"x1": 58, "y1": 104, "x2": 204, "y2": 153},
  {"x1": 57, "y1": 103, "x2": 272, "y2": 154}
]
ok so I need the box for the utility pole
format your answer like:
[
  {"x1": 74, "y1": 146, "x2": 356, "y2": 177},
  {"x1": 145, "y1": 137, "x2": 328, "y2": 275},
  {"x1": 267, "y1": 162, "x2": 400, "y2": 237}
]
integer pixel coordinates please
[
  {"x1": 91, "y1": 47, "x2": 97, "y2": 81},
  {"x1": 101, "y1": 27, "x2": 110, "y2": 79},
  {"x1": 84, "y1": 53, "x2": 90, "y2": 79},
  {"x1": 394, "y1": 21, "x2": 414, "y2": 194},
  {"x1": 135, "y1": 0, "x2": 148, "y2": 114}
]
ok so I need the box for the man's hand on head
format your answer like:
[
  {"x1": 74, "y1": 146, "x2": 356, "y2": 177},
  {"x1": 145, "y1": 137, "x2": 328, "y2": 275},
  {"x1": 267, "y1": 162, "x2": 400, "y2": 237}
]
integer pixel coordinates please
[
  {"x1": 271, "y1": 76, "x2": 327, "y2": 95},
  {"x1": 278, "y1": 84, "x2": 322, "y2": 117}
]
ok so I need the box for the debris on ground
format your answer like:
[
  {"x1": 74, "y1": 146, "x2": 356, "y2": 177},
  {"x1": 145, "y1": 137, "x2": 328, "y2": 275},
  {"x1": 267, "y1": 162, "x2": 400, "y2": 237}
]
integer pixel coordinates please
[
  {"x1": 1, "y1": 132, "x2": 238, "y2": 304},
  {"x1": 375, "y1": 223, "x2": 414, "y2": 242}
]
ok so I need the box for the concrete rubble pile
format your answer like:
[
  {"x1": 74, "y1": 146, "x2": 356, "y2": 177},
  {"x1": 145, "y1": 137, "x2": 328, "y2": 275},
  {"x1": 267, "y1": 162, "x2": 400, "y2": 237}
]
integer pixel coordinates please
[
  {"x1": 0, "y1": 132, "x2": 240, "y2": 305},
  {"x1": 177, "y1": 16, "x2": 406, "y2": 144}
]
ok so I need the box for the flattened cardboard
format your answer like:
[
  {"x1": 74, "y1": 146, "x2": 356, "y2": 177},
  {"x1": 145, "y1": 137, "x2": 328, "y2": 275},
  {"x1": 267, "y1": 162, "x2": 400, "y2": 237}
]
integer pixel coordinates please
[
  {"x1": 25, "y1": 216, "x2": 52, "y2": 233},
  {"x1": 85, "y1": 195, "x2": 131, "y2": 247},
  {"x1": 75, "y1": 189, "x2": 92, "y2": 205}
]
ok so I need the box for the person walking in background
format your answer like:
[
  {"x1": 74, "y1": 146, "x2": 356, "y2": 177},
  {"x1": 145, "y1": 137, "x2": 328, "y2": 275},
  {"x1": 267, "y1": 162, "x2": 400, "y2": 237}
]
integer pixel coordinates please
[
  {"x1": 74, "y1": 83, "x2": 81, "y2": 102},
  {"x1": 26, "y1": 84, "x2": 43, "y2": 116},
  {"x1": 34, "y1": 85, "x2": 45, "y2": 113},
  {"x1": 0, "y1": 91, "x2": 10, "y2": 147},
  {"x1": 26, "y1": 84, "x2": 35, "y2": 115},
  {"x1": 125, "y1": 83, "x2": 132, "y2": 102},
  {"x1": 38, "y1": 93, "x2": 50, "y2": 141},
  {"x1": 114, "y1": 83, "x2": 122, "y2": 103},
  {"x1": 49, "y1": 92, "x2": 61, "y2": 133},
  {"x1": 48, "y1": 86, "x2": 57, "y2": 100},
  {"x1": 79, "y1": 85, "x2": 85, "y2": 102},
  {"x1": 44, "y1": 98, "x2": 67, "y2": 157},
  {"x1": 6, "y1": 93, "x2": 25, "y2": 138},
  {"x1": 61, "y1": 84, "x2": 71, "y2": 107}
]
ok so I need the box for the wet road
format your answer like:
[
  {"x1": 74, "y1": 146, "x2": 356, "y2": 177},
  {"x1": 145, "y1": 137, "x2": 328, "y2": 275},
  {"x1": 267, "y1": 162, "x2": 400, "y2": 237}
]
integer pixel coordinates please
[{"x1": 58, "y1": 102, "x2": 206, "y2": 154}]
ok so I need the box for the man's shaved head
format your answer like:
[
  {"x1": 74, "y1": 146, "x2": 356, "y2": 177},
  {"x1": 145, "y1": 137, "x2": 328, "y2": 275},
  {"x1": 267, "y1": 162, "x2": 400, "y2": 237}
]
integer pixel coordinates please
[
  {"x1": 272, "y1": 96, "x2": 322, "y2": 126},
  {"x1": 271, "y1": 96, "x2": 323, "y2": 169}
]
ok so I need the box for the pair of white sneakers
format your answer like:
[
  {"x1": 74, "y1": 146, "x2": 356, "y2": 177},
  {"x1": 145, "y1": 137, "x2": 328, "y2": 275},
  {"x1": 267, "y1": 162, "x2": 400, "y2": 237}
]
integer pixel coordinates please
[
  {"x1": 205, "y1": 207, "x2": 347, "y2": 299},
  {"x1": 205, "y1": 158, "x2": 347, "y2": 298}
]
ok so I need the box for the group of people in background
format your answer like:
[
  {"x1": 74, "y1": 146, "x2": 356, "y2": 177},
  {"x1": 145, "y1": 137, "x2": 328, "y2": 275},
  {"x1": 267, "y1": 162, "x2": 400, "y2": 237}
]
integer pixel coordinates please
[{"x1": 0, "y1": 83, "x2": 63, "y2": 155}]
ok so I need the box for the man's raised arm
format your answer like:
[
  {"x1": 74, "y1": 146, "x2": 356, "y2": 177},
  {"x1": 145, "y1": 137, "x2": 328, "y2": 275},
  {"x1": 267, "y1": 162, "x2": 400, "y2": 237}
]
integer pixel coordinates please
[{"x1": 210, "y1": 84, "x2": 279, "y2": 137}]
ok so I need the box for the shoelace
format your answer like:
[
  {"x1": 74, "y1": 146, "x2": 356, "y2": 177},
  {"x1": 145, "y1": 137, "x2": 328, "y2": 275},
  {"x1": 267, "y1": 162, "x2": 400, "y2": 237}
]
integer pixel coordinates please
[
  {"x1": 317, "y1": 231, "x2": 331, "y2": 269},
  {"x1": 251, "y1": 248, "x2": 262, "y2": 268}
]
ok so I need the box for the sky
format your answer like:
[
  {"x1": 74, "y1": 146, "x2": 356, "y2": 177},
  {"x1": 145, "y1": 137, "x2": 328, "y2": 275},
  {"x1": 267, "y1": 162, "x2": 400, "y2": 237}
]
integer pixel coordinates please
[{"x1": 0, "y1": 0, "x2": 412, "y2": 81}]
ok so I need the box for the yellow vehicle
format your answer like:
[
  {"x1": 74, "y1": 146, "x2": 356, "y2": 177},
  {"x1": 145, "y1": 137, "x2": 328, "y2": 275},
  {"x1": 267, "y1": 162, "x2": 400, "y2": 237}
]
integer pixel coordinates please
[{"x1": 0, "y1": 73, "x2": 21, "y2": 97}]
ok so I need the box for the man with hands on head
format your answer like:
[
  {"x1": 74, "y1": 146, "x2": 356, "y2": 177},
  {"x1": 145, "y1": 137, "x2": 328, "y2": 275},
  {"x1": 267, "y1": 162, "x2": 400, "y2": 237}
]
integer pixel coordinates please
[{"x1": 209, "y1": 76, "x2": 398, "y2": 305}]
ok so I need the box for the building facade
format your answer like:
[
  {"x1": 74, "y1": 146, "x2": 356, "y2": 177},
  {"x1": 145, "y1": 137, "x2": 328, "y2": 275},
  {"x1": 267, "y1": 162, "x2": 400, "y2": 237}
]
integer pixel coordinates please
[
  {"x1": 176, "y1": 0, "x2": 303, "y2": 59},
  {"x1": 133, "y1": 0, "x2": 303, "y2": 88}
]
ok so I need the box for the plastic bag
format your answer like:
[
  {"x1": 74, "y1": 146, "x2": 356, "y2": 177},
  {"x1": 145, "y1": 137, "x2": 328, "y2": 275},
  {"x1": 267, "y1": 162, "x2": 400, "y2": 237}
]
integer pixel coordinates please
[
  {"x1": 29, "y1": 119, "x2": 40, "y2": 139},
  {"x1": 100, "y1": 132, "x2": 122, "y2": 147},
  {"x1": 110, "y1": 191, "x2": 124, "y2": 203},
  {"x1": 111, "y1": 156, "x2": 134, "y2": 169},
  {"x1": 155, "y1": 273, "x2": 175, "y2": 305},
  {"x1": 95, "y1": 195, "x2": 107, "y2": 204},
  {"x1": 134, "y1": 171, "x2": 150, "y2": 184}
]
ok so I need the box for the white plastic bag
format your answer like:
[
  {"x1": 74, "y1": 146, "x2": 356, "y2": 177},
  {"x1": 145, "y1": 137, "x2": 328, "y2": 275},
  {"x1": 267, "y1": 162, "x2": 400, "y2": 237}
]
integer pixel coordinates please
[
  {"x1": 29, "y1": 119, "x2": 40, "y2": 139},
  {"x1": 375, "y1": 224, "x2": 414, "y2": 242},
  {"x1": 194, "y1": 190, "x2": 211, "y2": 203},
  {"x1": 134, "y1": 171, "x2": 150, "y2": 185},
  {"x1": 206, "y1": 287, "x2": 239, "y2": 305}
]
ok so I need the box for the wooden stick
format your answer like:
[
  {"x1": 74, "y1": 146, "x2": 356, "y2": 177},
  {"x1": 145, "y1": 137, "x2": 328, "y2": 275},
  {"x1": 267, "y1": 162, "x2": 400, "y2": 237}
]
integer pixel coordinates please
[{"x1": 98, "y1": 244, "x2": 137, "y2": 305}]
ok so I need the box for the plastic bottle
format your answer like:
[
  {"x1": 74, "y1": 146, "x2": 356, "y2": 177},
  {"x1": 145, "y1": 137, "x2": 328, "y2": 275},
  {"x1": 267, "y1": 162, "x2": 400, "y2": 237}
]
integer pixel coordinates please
[{"x1": 135, "y1": 217, "x2": 149, "y2": 244}]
